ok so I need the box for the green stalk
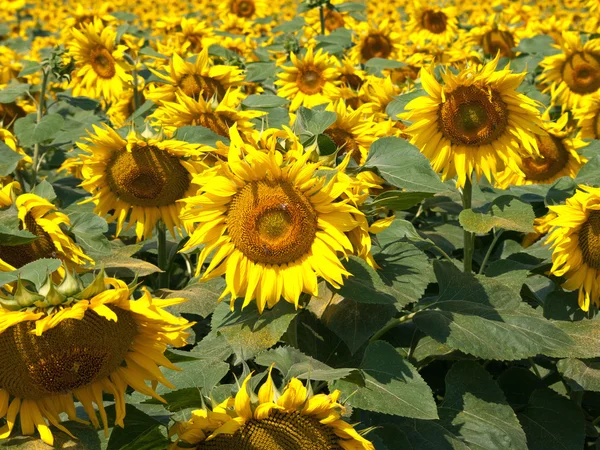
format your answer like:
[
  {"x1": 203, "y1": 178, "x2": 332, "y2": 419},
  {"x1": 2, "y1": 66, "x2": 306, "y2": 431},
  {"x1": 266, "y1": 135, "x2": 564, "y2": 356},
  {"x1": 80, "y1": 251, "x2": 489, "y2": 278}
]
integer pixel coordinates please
[
  {"x1": 478, "y1": 229, "x2": 503, "y2": 275},
  {"x1": 132, "y1": 62, "x2": 141, "y2": 112},
  {"x1": 319, "y1": 5, "x2": 326, "y2": 35},
  {"x1": 157, "y1": 221, "x2": 168, "y2": 289},
  {"x1": 32, "y1": 68, "x2": 50, "y2": 187},
  {"x1": 369, "y1": 312, "x2": 416, "y2": 343},
  {"x1": 461, "y1": 178, "x2": 474, "y2": 273}
]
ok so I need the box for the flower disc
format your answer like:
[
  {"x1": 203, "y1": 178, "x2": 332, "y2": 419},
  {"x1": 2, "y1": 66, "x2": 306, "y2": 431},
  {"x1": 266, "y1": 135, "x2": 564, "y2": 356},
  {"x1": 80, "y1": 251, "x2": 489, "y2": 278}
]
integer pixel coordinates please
[
  {"x1": 232, "y1": 0, "x2": 256, "y2": 18},
  {"x1": 179, "y1": 74, "x2": 226, "y2": 100},
  {"x1": 521, "y1": 135, "x2": 570, "y2": 182},
  {"x1": 482, "y1": 29, "x2": 515, "y2": 58},
  {"x1": 561, "y1": 51, "x2": 600, "y2": 94},
  {"x1": 90, "y1": 46, "x2": 116, "y2": 79},
  {"x1": 296, "y1": 66, "x2": 324, "y2": 95},
  {"x1": 0, "y1": 307, "x2": 136, "y2": 399},
  {"x1": 0, "y1": 213, "x2": 57, "y2": 268},
  {"x1": 227, "y1": 180, "x2": 317, "y2": 265},
  {"x1": 196, "y1": 411, "x2": 341, "y2": 449},
  {"x1": 578, "y1": 210, "x2": 600, "y2": 269},
  {"x1": 324, "y1": 10, "x2": 345, "y2": 31},
  {"x1": 324, "y1": 127, "x2": 361, "y2": 163},
  {"x1": 193, "y1": 113, "x2": 232, "y2": 138},
  {"x1": 421, "y1": 10, "x2": 448, "y2": 34},
  {"x1": 361, "y1": 33, "x2": 392, "y2": 60},
  {"x1": 106, "y1": 144, "x2": 191, "y2": 207},
  {"x1": 438, "y1": 85, "x2": 508, "y2": 146}
]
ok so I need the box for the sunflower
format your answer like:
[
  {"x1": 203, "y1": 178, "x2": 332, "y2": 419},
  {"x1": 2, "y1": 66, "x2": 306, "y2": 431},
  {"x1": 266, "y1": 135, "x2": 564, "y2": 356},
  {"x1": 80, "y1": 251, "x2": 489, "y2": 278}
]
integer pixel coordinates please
[
  {"x1": 169, "y1": 371, "x2": 374, "y2": 450},
  {"x1": 539, "y1": 32, "x2": 600, "y2": 111},
  {"x1": 495, "y1": 112, "x2": 588, "y2": 188},
  {"x1": 350, "y1": 20, "x2": 403, "y2": 64},
  {"x1": 275, "y1": 47, "x2": 341, "y2": 112},
  {"x1": 217, "y1": 0, "x2": 270, "y2": 19},
  {"x1": 575, "y1": 92, "x2": 600, "y2": 139},
  {"x1": 407, "y1": 1, "x2": 459, "y2": 46},
  {"x1": 322, "y1": 101, "x2": 387, "y2": 166},
  {"x1": 0, "y1": 186, "x2": 92, "y2": 272},
  {"x1": 0, "y1": 269, "x2": 191, "y2": 445},
  {"x1": 400, "y1": 57, "x2": 546, "y2": 187},
  {"x1": 546, "y1": 185, "x2": 600, "y2": 311},
  {"x1": 67, "y1": 19, "x2": 132, "y2": 102},
  {"x1": 180, "y1": 125, "x2": 367, "y2": 313},
  {"x1": 523, "y1": 210, "x2": 557, "y2": 248},
  {"x1": 151, "y1": 88, "x2": 264, "y2": 138},
  {"x1": 359, "y1": 75, "x2": 402, "y2": 119},
  {"x1": 178, "y1": 17, "x2": 217, "y2": 54},
  {"x1": 106, "y1": 83, "x2": 146, "y2": 128},
  {"x1": 78, "y1": 125, "x2": 207, "y2": 241},
  {"x1": 146, "y1": 49, "x2": 245, "y2": 105},
  {"x1": 467, "y1": 19, "x2": 521, "y2": 59}
]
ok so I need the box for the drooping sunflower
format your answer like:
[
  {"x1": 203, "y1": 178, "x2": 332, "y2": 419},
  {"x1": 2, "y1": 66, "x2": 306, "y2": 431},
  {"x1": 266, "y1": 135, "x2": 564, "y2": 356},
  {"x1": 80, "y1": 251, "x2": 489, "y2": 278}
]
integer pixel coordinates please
[
  {"x1": 350, "y1": 20, "x2": 403, "y2": 64},
  {"x1": 0, "y1": 270, "x2": 191, "y2": 445},
  {"x1": 78, "y1": 125, "x2": 207, "y2": 241},
  {"x1": 546, "y1": 185, "x2": 600, "y2": 311},
  {"x1": 575, "y1": 92, "x2": 600, "y2": 139},
  {"x1": 539, "y1": 32, "x2": 600, "y2": 111},
  {"x1": 495, "y1": 112, "x2": 588, "y2": 189},
  {"x1": 146, "y1": 49, "x2": 245, "y2": 105},
  {"x1": 0, "y1": 186, "x2": 92, "y2": 272},
  {"x1": 407, "y1": 1, "x2": 459, "y2": 46},
  {"x1": 322, "y1": 101, "x2": 387, "y2": 166},
  {"x1": 169, "y1": 372, "x2": 375, "y2": 450},
  {"x1": 67, "y1": 19, "x2": 132, "y2": 102},
  {"x1": 275, "y1": 47, "x2": 341, "y2": 112},
  {"x1": 151, "y1": 89, "x2": 264, "y2": 137},
  {"x1": 400, "y1": 57, "x2": 546, "y2": 187},
  {"x1": 180, "y1": 125, "x2": 367, "y2": 313}
]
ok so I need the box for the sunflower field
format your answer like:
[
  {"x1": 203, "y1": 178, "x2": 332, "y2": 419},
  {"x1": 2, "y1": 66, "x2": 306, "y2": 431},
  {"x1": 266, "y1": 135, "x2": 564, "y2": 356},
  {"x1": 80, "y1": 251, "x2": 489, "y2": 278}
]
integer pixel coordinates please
[{"x1": 2, "y1": 0, "x2": 600, "y2": 449}]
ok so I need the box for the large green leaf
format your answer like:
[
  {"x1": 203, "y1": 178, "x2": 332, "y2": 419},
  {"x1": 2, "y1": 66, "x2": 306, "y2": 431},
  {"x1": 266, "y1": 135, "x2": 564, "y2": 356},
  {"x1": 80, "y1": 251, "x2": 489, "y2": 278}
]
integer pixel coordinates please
[
  {"x1": 333, "y1": 256, "x2": 396, "y2": 305},
  {"x1": 544, "y1": 320, "x2": 600, "y2": 358},
  {"x1": 0, "y1": 83, "x2": 30, "y2": 103},
  {"x1": 459, "y1": 196, "x2": 535, "y2": 234},
  {"x1": 413, "y1": 261, "x2": 572, "y2": 360},
  {"x1": 557, "y1": 358, "x2": 600, "y2": 392},
  {"x1": 518, "y1": 389, "x2": 585, "y2": 450},
  {"x1": 364, "y1": 137, "x2": 449, "y2": 193},
  {"x1": 211, "y1": 301, "x2": 299, "y2": 362},
  {"x1": 331, "y1": 341, "x2": 438, "y2": 419},
  {"x1": 0, "y1": 206, "x2": 37, "y2": 245},
  {"x1": 0, "y1": 141, "x2": 24, "y2": 177},
  {"x1": 164, "y1": 277, "x2": 225, "y2": 318},
  {"x1": 106, "y1": 404, "x2": 169, "y2": 450}
]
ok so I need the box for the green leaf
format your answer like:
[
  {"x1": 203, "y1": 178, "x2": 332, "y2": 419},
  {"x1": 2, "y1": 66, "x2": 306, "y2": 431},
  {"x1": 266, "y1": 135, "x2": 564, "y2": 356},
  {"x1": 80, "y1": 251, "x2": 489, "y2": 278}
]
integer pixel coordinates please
[
  {"x1": 245, "y1": 62, "x2": 277, "y2": 82},
  {"x1": 518, "y1": 388, "x2": 585, "y2": 450},
  {"x1": 173, "y1": 125, "x2": 230, "y2": 147},
  {"x1": 321, "y1": 297, "x2": 397, "y2": 354},
  {"x1": 543, "y1": 320, "x2": 600, "y2": 358},
  {"x1": 331, "y1": 341, "x2": 438, "y2": 419},
  {"x1": 459, "y1": 197, "x2": 535, "y2": 234},
  {"x1": 374, "y1": 242, "x2": 432, "y2": 309},
  {"x1": 163, "y1": 277, "x2": 224, "y2": 318},
  {"x1": 0, "y1": 83, "x2": 30, "y2": 103},
  {"x1": 18, "y1": 61, "x2": 42, "y2": 77},
  {"x1": 68, "y1": 211, "x2": 111, "y2": 257},
  {"x1": 438, "y1": 361, "x2": 528, "y2": 450},
  {"x1": 575, "y1": 153, "x2": 600, "y2": 187},
  {"x1": 0, "y1": 141, "x2": 24, "y2": 176},
  {"x1": 295, "y1": 106, "x2": 337, "y2": 135},
  {"x1": 557, "y1": 358, "x2": 600, "y2": 392},
  {"x1": 32, "y1": 114, "x2": 65, "y2": 144},
  {"x1": 31, "y1": 180, "x2": 56, "y2": 201},
  {"x1": 333, "y1": 256, "x2": 395, "y2": 304},
  {"x1": 316, "y1": 133, "x2": 337, "y2": 156},
  {"x1": 155, "y1": 356, "x2": 230, "y2": 397},
  {"x1": 211, "y1": 301, "x2": 299, "y2": 362},
  {"x1": 385, "y1": 89, "x2": 424, "y2": 121},
  {"x1": 106, "y1": 404, "x2": 169, "y2": 450},
  {"x1": 242, "y1": 94, "x2": 288, "y2": 108},
  {"x1": 413, "y1": 261, "x2": 573, "y2": 360},
  {"x1": 255, "y1": 346, "x2": 355, "y2": 382},
  {"x1": 364, "y1": 137, "x2": 449, "y2": 193},
  {"x1": 516, "y1": 35, "x2": 561, "y2": 56},
  {"x1": 11, "y1": 258, "x2": 62, "y2": 289},
  {"x1": 0, "y1": 206, "x2": 37, "y2": 245},
  {"x1": 365, "y1": 58, "x2": 406, "y2": 75},
  {"x1": 369, "y1": 190, "x2": 433, "y2": 211},
  {"x1": 95, "y1": 243, "x2": 161, "y2": 277}
]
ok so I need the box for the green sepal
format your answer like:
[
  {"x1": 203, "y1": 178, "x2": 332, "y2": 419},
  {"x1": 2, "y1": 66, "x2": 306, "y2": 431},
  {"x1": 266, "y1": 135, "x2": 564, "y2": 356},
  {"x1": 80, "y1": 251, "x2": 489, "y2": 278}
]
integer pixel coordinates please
[{"x1": 14, "y1": 277, "x2": 45, "y2": 307}]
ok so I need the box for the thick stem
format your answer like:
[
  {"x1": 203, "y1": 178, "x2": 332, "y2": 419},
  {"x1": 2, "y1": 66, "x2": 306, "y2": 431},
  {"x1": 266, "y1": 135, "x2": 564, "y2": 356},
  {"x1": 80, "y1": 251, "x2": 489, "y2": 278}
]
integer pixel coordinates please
[
  {"x1": 32, "y1": 68, "x2": 50, "y2": 187},
  {"x1": 461, "y1": 178, "x2": 474, "y2": 273},
  {"x1": 157, "y1": 221, "x2": 168, "y2": 289},
  {"x1": 478, "y1": 229, "x2": 503, "y2": 275},
  {"x1": 319, "y1": 5, "x2": 326, "y2": 35},
  {"x1": 370, "y1": 312, "x2": 417, "y2": 343}
]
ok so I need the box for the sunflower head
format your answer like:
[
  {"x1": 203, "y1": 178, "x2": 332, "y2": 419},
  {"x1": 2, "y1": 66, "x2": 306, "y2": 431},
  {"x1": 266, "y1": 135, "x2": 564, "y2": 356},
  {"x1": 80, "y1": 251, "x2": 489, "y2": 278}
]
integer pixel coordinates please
[
  {"x1": 170, "y1": 371, "x2": 374, "y2": 450},
  {"x1": 0, "y1": 268, "x2": 192, "y2": 445}
]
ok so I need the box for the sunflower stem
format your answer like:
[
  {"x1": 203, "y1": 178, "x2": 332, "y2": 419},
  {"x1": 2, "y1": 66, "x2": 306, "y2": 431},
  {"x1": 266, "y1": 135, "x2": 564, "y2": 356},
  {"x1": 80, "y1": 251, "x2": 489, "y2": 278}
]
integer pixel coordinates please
[
  {"x1": 461, "y1": 178, "x2": 474, "y2": 273},
  {"x1": 157, "y1": 221, "x2": 168, "y2": 289},
  {"x1": 32, "y1": 67, "x2": 50, "y2": 188},
  {"x1": 132, "y1": 62, "x2": 141, "y2": 112},
  {"x1": 319, "y1": 5, "x2": 326, "y2": 35},
  {"x1": 370, "y1": 312, "x2": 417, "y2": 343},
  {"x1": 528, "y1": 357, "x2": 542, "y2": 379},
  {"x1": 478, "y1": 229, "x2": 503, "y2": 275}
]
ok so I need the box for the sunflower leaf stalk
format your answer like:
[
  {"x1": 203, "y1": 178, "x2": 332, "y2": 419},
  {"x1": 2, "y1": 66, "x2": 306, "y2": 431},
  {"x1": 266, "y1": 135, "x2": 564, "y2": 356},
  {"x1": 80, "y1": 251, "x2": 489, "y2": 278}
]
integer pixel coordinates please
[
  {"x1": 31, "y1": 67, "x2": 50, "y2": 188},
  {"x1": 157, "y1": 220, "x2": 169, "y2": 289},
  {"x1": 461, "y1": 178, "x2": 474, "y2": 273}
]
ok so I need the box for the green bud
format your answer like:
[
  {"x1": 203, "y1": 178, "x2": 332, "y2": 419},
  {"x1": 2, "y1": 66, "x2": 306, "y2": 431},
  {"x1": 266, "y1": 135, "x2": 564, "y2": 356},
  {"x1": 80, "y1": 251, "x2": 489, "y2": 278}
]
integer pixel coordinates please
[
  {"x1": 39, "y1": 275, "x2": 66, "y2": 306},
  {"x1": 57, "y1": 269, "x2": 83, "y2": 297},
  {"x1": 14, "y1": 278, "x2": 45, "y2": 308}
]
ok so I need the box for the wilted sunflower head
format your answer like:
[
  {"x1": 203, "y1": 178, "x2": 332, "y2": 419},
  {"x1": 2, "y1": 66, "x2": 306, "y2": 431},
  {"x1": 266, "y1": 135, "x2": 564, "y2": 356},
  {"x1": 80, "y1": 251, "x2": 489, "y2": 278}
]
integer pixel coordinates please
[
  {"x1": 0, "y1": 269, "x2": 192, "y2": 446},
  {"x1": 78, "y1": 124, "x2": 207, "y2": 241},
  {"x1": 180, "y1": 125, "x2": 367, "y2": 313},
  {"x1": 0, "y1": 186, "x2": 92, "y2": 272},
  {"x1": 540, "y1": 32, "x2": 600, "y2": 111},
  {"x1": 547, "y1": 185, "x2": 600, "y2": 311},
  {"x1": 401, "y1": 57, "x2": 546, "y2": 187},
  {"x1": 169, "y1": 371, "x2": 375, "y2": 450}
]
